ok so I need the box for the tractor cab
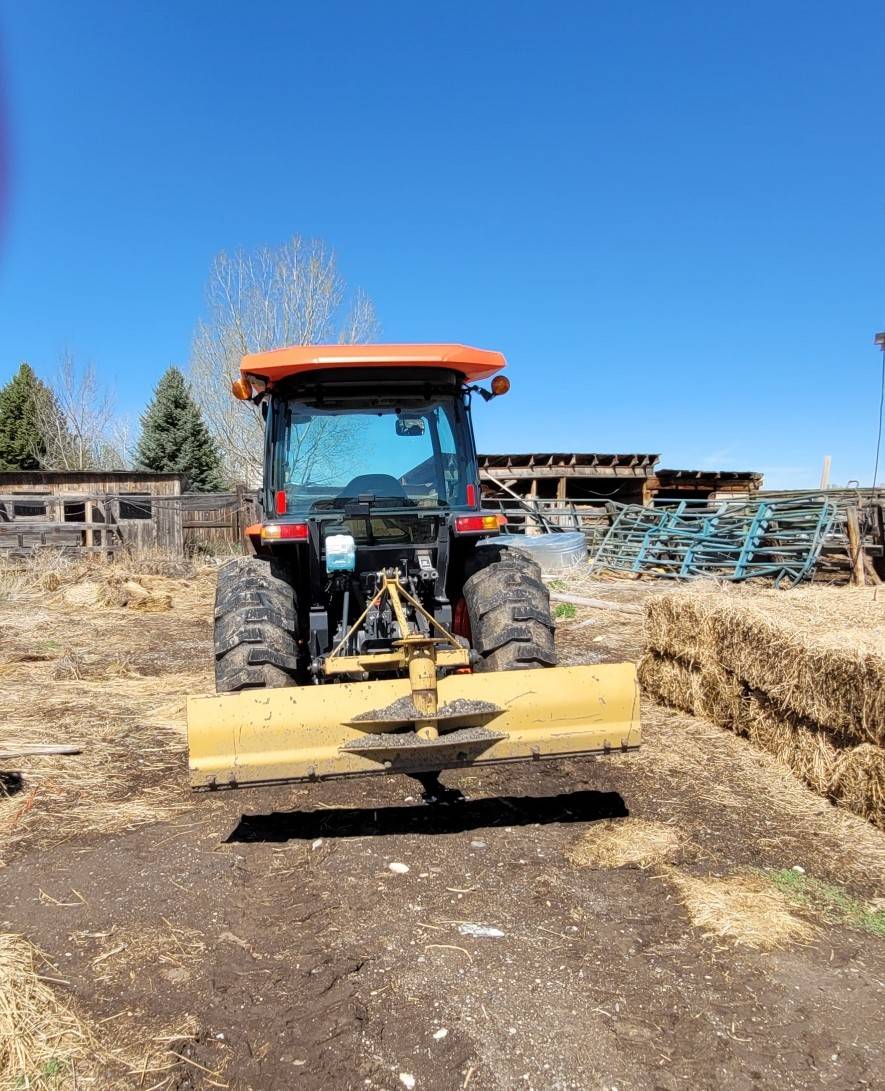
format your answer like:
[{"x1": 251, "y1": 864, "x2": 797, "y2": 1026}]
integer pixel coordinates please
[
  {"x1": 267, "y1": 367, "x2": 479, "y2": 522},
  {"x1": 187, "y1": 344, "x2": 640, "y2": 790}
]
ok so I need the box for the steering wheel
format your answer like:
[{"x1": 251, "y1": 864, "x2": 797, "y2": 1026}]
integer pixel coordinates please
[{"x1": 337, "y1": 474, "x2": 408, "y2": 499}]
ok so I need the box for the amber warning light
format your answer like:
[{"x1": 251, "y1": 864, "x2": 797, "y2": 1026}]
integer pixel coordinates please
[
  {"x1": 231, "y1": 377, "x2": 253, "y2": 400},
  {"x1": 453, "y1": 514, "x2": 507, "y2": 534},
  {"x1": 491, "y1": 375, "x2": 510, "y2": 396}
]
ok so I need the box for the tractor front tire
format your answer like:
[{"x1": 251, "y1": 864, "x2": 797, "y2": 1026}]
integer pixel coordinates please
[
  {"x1": 214, "y1": 557, "x2": 300, "y2": 693},
  {"x1": 463, "y1": 546, "x2": 557, "y2": 672}
]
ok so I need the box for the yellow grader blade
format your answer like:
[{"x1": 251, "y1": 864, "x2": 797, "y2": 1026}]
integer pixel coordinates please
[{"x1": 187, "y1": 663, "x2": 640, "y2": 789}]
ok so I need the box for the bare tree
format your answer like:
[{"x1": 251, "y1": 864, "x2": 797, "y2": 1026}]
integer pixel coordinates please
[
  {"x1": 35, "y1": 351, "x2": 128, "y2": 470},
  {"x1": 189, "y1": 236, "x2": 379, "y2": 485}
]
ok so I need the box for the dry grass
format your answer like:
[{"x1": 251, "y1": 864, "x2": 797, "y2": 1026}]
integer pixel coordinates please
[
  {"x1": 0, "y1": 676, "x2": 203, "y2": 854},
  {"x1": 566, "y1": 818, "x2": 683, "y2": 869},
  {"x1": 667, "y1": 870, "x2": 816, "y2": 950},
  {"x1": 0, "y1": 932, "x2": 95, "y2": 1090},
  {"x1": 645, "y1": 584, "x2": 885, "y2": 745},
  {"x1": 0, "y1": 928, "x2": 205, "y2": 1091},
  {"x1": 0, "y1": 553, "x2": 216, "y2": 859},
  {"x1": 0, "y1": 549, "x2": 208, "y2": 613}
]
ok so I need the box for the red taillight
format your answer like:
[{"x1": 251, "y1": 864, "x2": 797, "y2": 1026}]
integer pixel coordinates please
[
  {"x1": 260, "y1": 522, "x2": 309, "y2": 541},
  {"x1": 453, "y1": 513, "x2": 507, "y2": 534},
  {"x1": 466, "y1": 483, "x2": 477, "y2": 508},
  {"x1": 275, "y1": 490, "x2": 287, "y2": 515}
]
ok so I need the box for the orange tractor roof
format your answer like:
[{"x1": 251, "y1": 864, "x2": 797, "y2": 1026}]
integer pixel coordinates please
[{"x1": 241, "y1": 343, "x2": 506, "y2": 384}]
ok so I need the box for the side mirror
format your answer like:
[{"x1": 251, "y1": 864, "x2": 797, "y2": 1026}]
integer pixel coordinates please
[{"x1": 396, "y1": 417, "x2": 426, "y2": 437}]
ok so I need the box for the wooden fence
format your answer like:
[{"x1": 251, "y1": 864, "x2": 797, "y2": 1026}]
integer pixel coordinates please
[
  {"x1": 0, "y1": 495, "x2": 124, "y2": 556},
  {"x1": 0, "y1": 490, "x2": 258, "y2": 558},
  {"x1": 181, "y1": 489, "x2": 259, "y2": 553},
  {"x1": 2, "y1": 485, "x2": 882, "y2": 581}
]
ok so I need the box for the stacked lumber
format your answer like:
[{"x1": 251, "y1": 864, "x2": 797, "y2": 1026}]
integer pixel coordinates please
[{"x1": 639, "y1": 586, "x2": 885, "y2": 829}]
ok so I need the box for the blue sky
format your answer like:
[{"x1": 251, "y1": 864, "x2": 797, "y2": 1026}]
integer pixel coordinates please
[{"x1": 0, "y1": 1, "x2": 883, "y2": 487}]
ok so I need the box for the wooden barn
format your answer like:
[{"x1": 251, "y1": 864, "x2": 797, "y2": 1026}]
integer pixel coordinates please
[
  {"x1": 650, "y1": 468, "x2": 764, "y2": 503},
  {"x1": 0, "y1": 471, "x2": 185, "y2": 555},
  {"x1": 478, "y1": 453, "x2": 762, "y2": 507},
  {"x1": 479, "y1": 452, "x2": 660, "y2": 507}
]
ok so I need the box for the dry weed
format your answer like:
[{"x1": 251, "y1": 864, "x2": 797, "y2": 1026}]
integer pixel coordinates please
[
  {"x1": 566, "y1": 818, "x2": 683, "y2": 869},
  {"x1": 0, "y1": 549, "x2": 212, "y2": 615},
  {"x1": 667, "y1": 869, "x2": 815, "y2": 949},
  {"x1": 1, "y1": 639, "x2": 207, "y2": 856},
  {"x1": 0, "y1": 928, "x2": 210, "y2": 1090},
  {"x1": 51, "y1": 652, "x2": 140, "y2": 681}
]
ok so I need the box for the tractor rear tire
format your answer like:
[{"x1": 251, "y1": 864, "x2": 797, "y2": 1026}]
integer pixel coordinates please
[
  {"x1": 213, "y1": 556, "x2": 300, "y2": 693},
  {"x1": 463, "y1": 546, "x2": 557, "y2": 672}
]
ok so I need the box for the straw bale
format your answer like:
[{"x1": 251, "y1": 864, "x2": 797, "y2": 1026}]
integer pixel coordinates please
[
  {"x1": 645, "y1": 585, "x2": 885, "y2": 746},
  {"x1": 638, "y1": 652, "x2": 695, "y2": 714},
  {"x1": 641, "y1": 648, "x2": 885, "y2": 830},
  {"x1": 638, "y1": 651, "x2": 743, "y2": 727},
  {"x1": 739, "y1": 692, "x2": 843, "y2": 796},
  {"x1": 830, "y1": 745, "x2": 885, "y2": 831}
]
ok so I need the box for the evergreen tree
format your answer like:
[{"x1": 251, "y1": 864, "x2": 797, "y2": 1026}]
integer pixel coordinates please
[
  {"x1": 136, "y1": 367, "x2": 225, "y2": 491},
  {"x1": 0, "y1": 363, "x2": 54, "y2": 469}
]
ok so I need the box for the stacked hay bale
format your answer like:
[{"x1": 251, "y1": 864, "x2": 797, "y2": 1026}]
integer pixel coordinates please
[{"x1": 639, "y1": 586, "x2": 885, "y2": 829}]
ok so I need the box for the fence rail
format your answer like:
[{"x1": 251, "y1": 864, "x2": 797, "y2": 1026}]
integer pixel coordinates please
[
  {"x1": 0, "y1": 489, "x2": 257, "y2": 557},
  {"x1": 0, "y1": 486, "x2": 882, "y2": 583}
]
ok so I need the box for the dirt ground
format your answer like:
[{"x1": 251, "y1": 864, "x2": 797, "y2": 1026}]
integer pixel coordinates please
[{"x1": 2, "y1": 563, "x2": 885, "y2": 1091}]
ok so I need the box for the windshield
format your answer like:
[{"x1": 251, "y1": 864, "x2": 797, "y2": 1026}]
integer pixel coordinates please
[{"x1": 277, "y1": 397, "x2": 475, "y2": 514}]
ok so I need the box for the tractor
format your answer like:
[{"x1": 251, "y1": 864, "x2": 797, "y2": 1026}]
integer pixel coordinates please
[{"x1": 187, "y1": 344, "x2": 640, "y2": 791}]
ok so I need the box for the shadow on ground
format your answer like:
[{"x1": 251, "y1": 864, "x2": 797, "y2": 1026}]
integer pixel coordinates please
[{"x1": 226, "y1": 788, "x2": 628, "y2": 842}]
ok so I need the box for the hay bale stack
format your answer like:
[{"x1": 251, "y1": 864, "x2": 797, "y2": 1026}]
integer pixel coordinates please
[
  {"x1": 830, "y1": 745, "x2": 885, "y2": 826},
  {"x1": 740, "y1": 693, "x2": 843, "y2": 796},
  {"x1": 641, "y1": 586, "x2": 885, "y2": 830},
  {"x1": 637, "y1": 652, "x2": 744, "y2": 726},
  {"x1": 645, "y1": 586, "x2": 885, "y2": 745}
]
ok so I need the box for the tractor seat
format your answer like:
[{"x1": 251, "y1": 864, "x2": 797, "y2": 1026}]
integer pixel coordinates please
[{"x1": 337, "y1": 474, "x2": 408, "y2": 500}]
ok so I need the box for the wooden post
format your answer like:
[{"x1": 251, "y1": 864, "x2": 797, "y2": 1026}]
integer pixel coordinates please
[
  {"x1": 555, "y1": 476, "x2": 567, "y2": 527},
  {"x1": 846, "y1": 505, "x2": 865, "y2": 587},
  {"x1": 819, "y1": 455, "x2": 831, "y2": 490},
  {"x1": 98, "y1": 499, "x2": 115, "y2": 559},
  {"x1": 527, "y1": 478, "x2": 540, "y2": 535},
  {"x1": 84, "y1": 498, "x2": 94, "y2": 550},
  {"x1": 234, "y1": 484, "x2": 245, "y2": 544},
  {"x1": 105, "y1": 496, "x2": 120, "y2": 558}
]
